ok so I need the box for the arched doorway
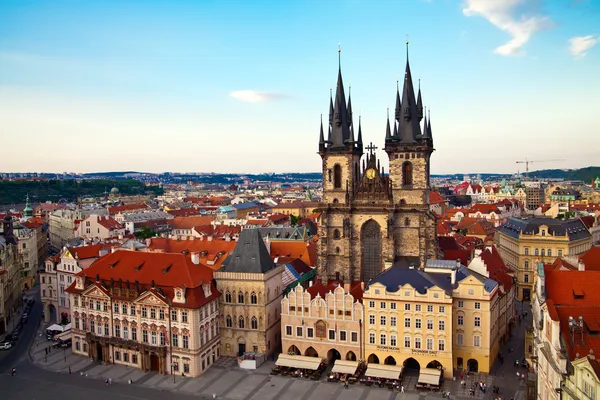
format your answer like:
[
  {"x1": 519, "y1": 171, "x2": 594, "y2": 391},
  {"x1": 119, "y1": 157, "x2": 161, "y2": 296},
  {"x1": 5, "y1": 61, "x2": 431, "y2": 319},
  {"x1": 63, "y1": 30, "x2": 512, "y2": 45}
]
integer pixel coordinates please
[
  {"x1": 467, "y1": 358, "x2": 479, "y2": 373},
  {"x1": 384, "y1": 356, "x2": 397, "y2": 365},
  {"x1": 288, "y1": 345, "x2": 300, "y2": 355},
  {"x1": 237, "y1": 337, "x2": 246, "y2": 356},
  {"x1": 327, "y1": 349, "x2": 341, "y2": 362},
  {"x1": 47, "y1": 304, "x2": 57, "y2": 324},
  {"x1": 367, "y1": 354, "x2": 380, "y2": 364},
  {"x1": 403, "y1": 357, "x2": 421, "y2": 375},
  {"x1": 361, "y1": 220, "x2": 382, "y2": 282},
  {"x1": 305, "y1": 347, "x2": 318, "y2": 358},
  {"x1": 346, "y1": 351, "x2": 357, "y2": 361},
  {"x1": 427, "y1": 360, "x2": 442, "y2": 370}
]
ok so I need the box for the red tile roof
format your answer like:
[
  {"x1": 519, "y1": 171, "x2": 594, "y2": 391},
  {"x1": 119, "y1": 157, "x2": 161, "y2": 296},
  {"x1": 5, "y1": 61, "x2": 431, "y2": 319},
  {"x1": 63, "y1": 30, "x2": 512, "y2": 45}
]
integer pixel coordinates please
[
  {"x1": 193, "y1": 225, "x2": 241, "y2": 238},
  {"x1": 429, "y1": 191, "x2": 446, "y2": 205},
  {"x1": 307, "y1": 279, "x2": 363, "y2": 301},
  {"x1": 148, "y1": 237, "x2": 235, "y2": 270},
  {"x1": 66, "y1": 250, "x2": 218, "y2": 308},
  {"x1": 96, "y1": 216, "x2": 124, "y2": 231},
  {"x1": 166, "y1": 208, "x2": 206, "y2": 217},
  {"x1": 68, "y1": 243, "x2": 114, "y2": 260},
  {"x1": 546, "y1": 258, "x2": 578, "y2": 271},
  {"x1": 168, "y1": 216, "x2": 216, "y2": 230},
  {"x1": 22, "y1": 217, "x2": 45, "y2": 229},
  {"x1": 479, "y1": 246, "x2": 513, "y2": 292},
  {"x1": 469, "y1": 204, "x2": 500, "y2": 214},
  {"x1": 580, "y1": 246, "x2": 600, "y2": 271},
  {"x1": 107, "y1": 203, "x2": 149, "y2": 215},
  {"x1": 270, "y1": 241, "x2": 317, "y2": 267}
]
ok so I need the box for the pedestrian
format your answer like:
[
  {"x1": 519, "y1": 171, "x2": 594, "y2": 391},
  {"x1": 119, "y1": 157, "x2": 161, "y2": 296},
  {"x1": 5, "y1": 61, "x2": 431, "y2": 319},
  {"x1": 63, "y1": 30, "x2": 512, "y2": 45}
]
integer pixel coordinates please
[
  {"x1": 344, "y1": 380, "x2": 348, "y2": 389},
  {"x1": 105, "y1": 378, "x2": 109, "y2": 386},
  {"x1": 460, "y1": 372, "x2": 464, "y2": 380},
  {"x1": 45, "y1": 348, "x2": 48, "y2": 355},
  {"x1": 109, "y1": 377, "x2": 112, "y2": 385},
  {"x1": 36, "y1": 340, "x2": 39, "y2": 347},
  {"x1": 401, "y1": 385, "x2": 405, "y2": 393},
  {"x1": 516, "y1": 371, "x2": 520, "y2": 379},
  {"x1": 68, "y1": 366, "x2": 71, "y2": 374},
  {"x1": 521, "y1": 373, "x2": 525, "y2": 380}
]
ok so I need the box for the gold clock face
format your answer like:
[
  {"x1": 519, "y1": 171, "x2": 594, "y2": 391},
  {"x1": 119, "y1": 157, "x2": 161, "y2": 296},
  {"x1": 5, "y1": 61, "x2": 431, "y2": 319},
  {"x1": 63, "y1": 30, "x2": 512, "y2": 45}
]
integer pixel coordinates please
[{"x1": 365, "y1": 168, "x2": 376, "y2": 179}]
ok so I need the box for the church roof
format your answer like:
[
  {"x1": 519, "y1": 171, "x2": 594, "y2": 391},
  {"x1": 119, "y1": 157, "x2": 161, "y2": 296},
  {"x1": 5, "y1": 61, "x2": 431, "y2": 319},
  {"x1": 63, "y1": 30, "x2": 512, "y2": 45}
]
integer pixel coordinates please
[{"x1": 220, "y1": 228, "x2": 276, "y2": 274}]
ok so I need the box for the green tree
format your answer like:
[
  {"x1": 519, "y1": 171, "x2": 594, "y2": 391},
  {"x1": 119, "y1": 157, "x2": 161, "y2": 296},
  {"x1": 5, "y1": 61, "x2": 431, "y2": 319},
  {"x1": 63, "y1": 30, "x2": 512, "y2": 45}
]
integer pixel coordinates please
[
  {"x1": 134, "y1": 227, "x2": 157, "y2": 239},
  {"x1": 289, "y1": 214, "x2": 301, "y2": 226}
]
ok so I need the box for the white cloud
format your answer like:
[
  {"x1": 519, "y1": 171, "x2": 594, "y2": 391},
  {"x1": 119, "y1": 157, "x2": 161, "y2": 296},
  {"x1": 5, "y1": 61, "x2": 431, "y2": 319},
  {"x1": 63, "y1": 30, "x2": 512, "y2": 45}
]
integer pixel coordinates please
[
  {"x1": 462, "y1": 0, "x2": 552, "y2": 56},
  {"x1": 569, "y1": 35, "x2": 599, "y2": 58},
  {"x1": 229, "y1": 90, "x2": 287, "y2": 103}
]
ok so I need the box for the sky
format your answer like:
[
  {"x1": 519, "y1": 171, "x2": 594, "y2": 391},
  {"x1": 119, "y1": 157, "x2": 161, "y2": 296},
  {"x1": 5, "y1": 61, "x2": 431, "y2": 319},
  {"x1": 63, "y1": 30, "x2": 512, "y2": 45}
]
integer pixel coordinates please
[{"x1": 1, "y1": 0, "x2": 599, "y2": 175}]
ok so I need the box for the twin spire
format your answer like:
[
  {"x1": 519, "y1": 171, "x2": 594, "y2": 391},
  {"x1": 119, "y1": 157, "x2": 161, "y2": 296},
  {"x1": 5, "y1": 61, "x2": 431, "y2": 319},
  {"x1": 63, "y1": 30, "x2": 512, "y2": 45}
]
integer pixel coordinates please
[
  {"x1": 319, "y1": 45, "x2": 362, "y2": 154},
  {"x1": 320, "y1": 41, "x2": 433, "y2": 154}
]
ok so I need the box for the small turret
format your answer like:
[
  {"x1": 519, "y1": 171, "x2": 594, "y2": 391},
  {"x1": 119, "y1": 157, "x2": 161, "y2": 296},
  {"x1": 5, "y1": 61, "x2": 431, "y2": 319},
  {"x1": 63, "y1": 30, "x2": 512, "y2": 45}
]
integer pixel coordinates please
[
  {"x1": 318, "y1": 115, "x2": 325, "y2": 153},
  {"x1": 385, "y1": 109, "x2": 392, "y2": 141},
  {"x1": 416, "y1": 80, "x2": 424, "y2": 120}
]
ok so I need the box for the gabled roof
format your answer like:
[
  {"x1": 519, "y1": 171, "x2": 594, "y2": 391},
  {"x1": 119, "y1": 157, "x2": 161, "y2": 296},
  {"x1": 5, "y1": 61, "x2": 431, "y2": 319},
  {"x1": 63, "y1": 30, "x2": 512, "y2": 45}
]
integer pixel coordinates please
[
  {"x1": 96, "y1": 216, "x2": 124, "y2": 231},
  {"x1": 270, "y1": 240, "x2": 317, "y2": 267},
  {"x1": 148, "y1": 238, "x2": 235, "y2": 270},
  {"x1": 307, "y1": 279, "x2": 363, "y2": 301},
  {"x1": 429, "y1": 191, "x2": 446, "y2": 205},
  {"x1": 167, "y1": 216, "x2": 215, "y2": 230},
  {"x1": 67, "y1": 243, "x2": 114, "y2": 260},
  {"x1": 580, "y1": 246, "x2": 600, "y2": 271},
  {"x1": 220, "y1": 228, "x2": 276, "y2": 274}
]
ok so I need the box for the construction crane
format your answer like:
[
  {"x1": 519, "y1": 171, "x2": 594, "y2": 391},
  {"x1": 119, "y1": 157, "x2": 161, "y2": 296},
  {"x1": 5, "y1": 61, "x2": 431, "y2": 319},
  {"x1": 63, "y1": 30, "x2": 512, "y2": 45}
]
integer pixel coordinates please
[{"x1": 516, "y1": 158, "x2": 566, "y2": 179}]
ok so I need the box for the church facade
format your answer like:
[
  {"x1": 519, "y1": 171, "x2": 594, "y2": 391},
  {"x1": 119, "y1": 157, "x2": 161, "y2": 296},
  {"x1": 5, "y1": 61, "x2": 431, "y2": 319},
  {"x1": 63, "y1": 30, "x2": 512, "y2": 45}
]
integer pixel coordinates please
[{"x1": 316, "y1": 51, "x2": 438, "y2": 284}]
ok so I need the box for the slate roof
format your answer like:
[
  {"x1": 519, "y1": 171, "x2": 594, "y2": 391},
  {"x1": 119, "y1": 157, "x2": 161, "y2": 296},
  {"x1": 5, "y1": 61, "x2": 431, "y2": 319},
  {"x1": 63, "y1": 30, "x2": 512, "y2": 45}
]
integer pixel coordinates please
[
  {"x1": 367, "y1": 259, "x2": 498, "y2": 295},
  {"x1": 220, "y1": 228, "x2": 276, "y2": 274},
  {"x1": 232, "y1": 202, "x2": 258, "y2": 210},
  {"x1": 499, "y1": 217, "x2": 591, "y2": 241}
]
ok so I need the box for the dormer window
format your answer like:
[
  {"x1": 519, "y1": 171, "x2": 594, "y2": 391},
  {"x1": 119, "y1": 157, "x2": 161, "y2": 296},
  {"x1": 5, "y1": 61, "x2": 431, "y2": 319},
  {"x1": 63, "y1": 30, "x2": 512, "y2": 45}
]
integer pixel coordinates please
[{"x1": 541, "y1": 230, "x2": 546, "y2": 236}]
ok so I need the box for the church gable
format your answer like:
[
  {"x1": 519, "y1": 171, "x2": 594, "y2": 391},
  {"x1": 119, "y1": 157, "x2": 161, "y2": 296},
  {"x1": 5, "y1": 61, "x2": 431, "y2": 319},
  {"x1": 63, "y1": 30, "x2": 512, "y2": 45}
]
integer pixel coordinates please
[{"x1": 354, "y1": 143, "x2": 393, "y2": 202}]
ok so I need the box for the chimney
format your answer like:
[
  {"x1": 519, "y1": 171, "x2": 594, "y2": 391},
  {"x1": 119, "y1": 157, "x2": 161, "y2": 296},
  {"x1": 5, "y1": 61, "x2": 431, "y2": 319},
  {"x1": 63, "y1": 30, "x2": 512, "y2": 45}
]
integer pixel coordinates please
[
  {"x1": 130, "y1": 241, "x2": 135, "y2": 250},
  {"x1": 579, "y1": 259, "x2": 585, "y2": 272},
  {"x1": 191, "y1": 252, "x2": 199, "y2": 265},
  {"x1": 145, "y1": 238, "x2": 151, "y2": 246},
  {"x1": 360, "y1": 282, "x2": 365, "y2": 291},
  {"x1": 207, "y1": 235, "x2": 213, "y2": 242},
  {"x1": 309, "y1": 280, "x2": 313, "y2": 287},
  {"x1": 451, "y1": 268, "x2": 457, "y2": 285}
]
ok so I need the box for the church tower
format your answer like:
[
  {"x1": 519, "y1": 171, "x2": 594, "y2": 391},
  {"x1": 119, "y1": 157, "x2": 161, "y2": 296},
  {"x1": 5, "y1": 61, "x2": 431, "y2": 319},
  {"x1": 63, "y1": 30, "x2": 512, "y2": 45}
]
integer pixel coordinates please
[
  {"x1": 383, "y1": 44, "x2": 437, "y2": 264},
  {"x1": 317, "y1": 44, "x2": 438, "y2": 285}
]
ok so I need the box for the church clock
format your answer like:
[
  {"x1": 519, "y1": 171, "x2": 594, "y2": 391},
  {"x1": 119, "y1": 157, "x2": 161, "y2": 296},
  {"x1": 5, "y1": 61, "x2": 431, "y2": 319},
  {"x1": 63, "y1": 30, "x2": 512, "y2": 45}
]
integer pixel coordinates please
[{"x1": 365, "y1": 168, "x2": 376, "y2": 179}]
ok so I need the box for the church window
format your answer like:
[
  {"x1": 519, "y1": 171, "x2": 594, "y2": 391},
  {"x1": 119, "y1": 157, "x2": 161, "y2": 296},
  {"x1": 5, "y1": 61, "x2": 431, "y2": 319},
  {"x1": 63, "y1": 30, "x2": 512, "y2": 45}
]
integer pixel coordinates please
[
  {"x1": 238, "y1": 292, "x2": 244, "y2": 304},
  {"x1": 411, "y1": 153, "x2": 416, "y2": 159},
  {"x1": 238, "y1": 316, "x2": 245, "y2": 329},
  {"x1": 251, "y1": 317, "x2": 258, "y2": 329},
  {"x1": 250, "y1": 292, "x2": 257, "y2": 304},
  {"x1": 404, "y1": 217, "x2": 410, "y2": 226},
  {"x1": 225, "y1": 291, "x2": 231, "y2": 303},
  {"x1": 402, "y1": 162, "x2": 413, "y2": 186},
  {"x1": 315, "y1": 320, "x2": 327, "y2": 338},
  {"x1": 333, "y1": 229, "x2": 340, "y2": 240},
  {"x1": 334, "y1": 164, "x2": 342, "y2": 188},
  {"x1": 361, "y1": 220, "x2": 382, "y2": 282},
  {"x1": 335, "y1": 247, "x2": 340, "y2": 254}
]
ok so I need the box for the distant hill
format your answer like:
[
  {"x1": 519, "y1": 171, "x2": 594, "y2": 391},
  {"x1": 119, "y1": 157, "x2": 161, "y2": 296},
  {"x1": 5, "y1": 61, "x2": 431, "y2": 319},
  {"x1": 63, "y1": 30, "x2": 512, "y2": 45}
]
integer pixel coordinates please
[
  {"x1": 529, "y1": 166, "x2": 600, "y2": 182},
  {"x1": 0, "y1": 179, "x2": 163, "y2": 205}
]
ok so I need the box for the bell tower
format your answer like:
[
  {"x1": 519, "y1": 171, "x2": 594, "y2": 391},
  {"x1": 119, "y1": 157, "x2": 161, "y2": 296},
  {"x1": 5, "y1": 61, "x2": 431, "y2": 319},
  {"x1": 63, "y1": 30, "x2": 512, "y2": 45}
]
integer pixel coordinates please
[{"x1": 317, "y1": 48, "x2": 363, "y2": 283}]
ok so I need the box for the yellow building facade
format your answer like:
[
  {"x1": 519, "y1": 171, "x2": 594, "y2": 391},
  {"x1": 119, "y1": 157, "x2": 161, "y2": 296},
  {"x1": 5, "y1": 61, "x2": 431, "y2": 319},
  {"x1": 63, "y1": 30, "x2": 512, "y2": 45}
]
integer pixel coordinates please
[
  {"x1": 497, "y1": 217, "x2": 592, "y2": 301},
  {"x1": 362, "y1": 261, "x2": 501, "y2": 378},
  {"x1": 563, "y1": 356, "x2": 600, "y2": 400}
]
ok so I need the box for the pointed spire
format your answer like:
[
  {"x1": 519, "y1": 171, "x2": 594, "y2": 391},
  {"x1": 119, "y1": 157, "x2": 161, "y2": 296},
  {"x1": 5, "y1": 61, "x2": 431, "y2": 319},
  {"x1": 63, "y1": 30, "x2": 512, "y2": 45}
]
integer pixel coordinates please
[
  {"x1": 385, "y1": 108, "x2": 392, "y2": 141},
  {"x1": 357, "y1": 115, "x2": 363, "y2": 150},
  {"x1": 397, "y1": 40, "x2": 419, "y2": 143},
  {"x1": 421, "y1": 107, "x2": 428, "y2": 139},
  {"x1": 427, "y1": 108, "x2": 433, "y2": 141},
  {"x1": 416, "y1": 79, "x2": 423, "y2": 120},
  {"x1": 394, "y1": 80, "x2": 402, "y2": 121},
  {"x1": 393, "y1": 120, "x2": 398, "y2": 138},
  {"x1": 329, "y1": 88, "x2": 334, "y2": 125},
  {"x1": 347, "y1": 86, "x2": 353, "y2": 125},
  {"x1": 319, "y1": 114, "x2": 325, "y2": 152}
]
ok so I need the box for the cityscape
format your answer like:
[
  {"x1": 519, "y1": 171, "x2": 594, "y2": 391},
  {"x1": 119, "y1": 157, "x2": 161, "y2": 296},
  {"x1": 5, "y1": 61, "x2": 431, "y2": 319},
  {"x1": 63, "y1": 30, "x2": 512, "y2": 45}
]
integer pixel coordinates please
[{"x1": 1, "y1": 1, "x2": 600, "y2": 400}]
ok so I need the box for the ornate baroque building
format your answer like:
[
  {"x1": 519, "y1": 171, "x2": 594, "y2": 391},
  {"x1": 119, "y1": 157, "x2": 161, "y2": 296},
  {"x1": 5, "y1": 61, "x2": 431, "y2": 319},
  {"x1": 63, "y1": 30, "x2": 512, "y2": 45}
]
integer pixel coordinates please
[{"x1": 317, "y1": 49, "x2": 437, "y2": 284}]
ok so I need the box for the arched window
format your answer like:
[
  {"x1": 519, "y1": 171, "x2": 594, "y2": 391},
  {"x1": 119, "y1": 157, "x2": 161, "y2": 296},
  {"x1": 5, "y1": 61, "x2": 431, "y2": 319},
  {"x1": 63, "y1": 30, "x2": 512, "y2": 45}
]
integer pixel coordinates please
[
  {"x1": 335, "y1": 247, "x2": 340, "y2": 254},
  {"x1": 238, "y1": 316, "x2": 245, "y2": 329},
  {"x1": 333, "y1": 229, "x2": 340, "y2": 240},
  {"x1": 404, "y1": 217, "x2": 410, "y2": 227},
  {"x1": 315, "y1": 320, "x2": 327, "y2": 338},
  {"x1": 225, "y1": 291, "x2": 231, "y2": 303},
  {"x1": 250, "y1": 292, "x2": 257, "y2": 304},
  {"x1": 402, "y1": 162, "x2": 413, "y2": 186},
  {"x1": 226, "y1": 315, "x2": 232, "y2": 327},
  {"x1": 333, "y1": 198, "x2": 339, "y2": 204},
  {"x1": 251, "y1": 317, "x2": 258, "y2": 329},
  {"x1": 238, "y1": 292, "x2": 244, "y2": 304},
  {"x1": 334, "y1": 164, "x2": 342, "y2": 188}
]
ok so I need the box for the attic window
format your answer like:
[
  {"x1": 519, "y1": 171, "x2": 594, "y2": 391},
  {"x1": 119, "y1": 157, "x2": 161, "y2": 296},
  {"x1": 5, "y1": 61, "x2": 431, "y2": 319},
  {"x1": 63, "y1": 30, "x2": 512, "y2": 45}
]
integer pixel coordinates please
[{"x1": 573, "y1": 288, "x2": 585, "y2": 299}]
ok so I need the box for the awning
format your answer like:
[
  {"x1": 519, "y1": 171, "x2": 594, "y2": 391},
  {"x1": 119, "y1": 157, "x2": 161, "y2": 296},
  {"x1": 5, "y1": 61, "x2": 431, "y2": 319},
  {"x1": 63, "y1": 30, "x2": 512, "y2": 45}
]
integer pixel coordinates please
[
  {"x1": 46, "y1": 324, "x2": 64, "y2": 332},
  {"x1": 276, "y1": 354, "x2": 322, "y2": 370},
  {"x1": 332, "y1": 360, "x2": 359, "y2": 375},
  {"x1": 364, "y1": 364, "x2": 403, "y2": 380},
  {"x1": 54, "y1": 330, "x2": 72, "y2": 341},
  {"x1": 418, "y1": 368, "x2": 442, "y2": 385}
]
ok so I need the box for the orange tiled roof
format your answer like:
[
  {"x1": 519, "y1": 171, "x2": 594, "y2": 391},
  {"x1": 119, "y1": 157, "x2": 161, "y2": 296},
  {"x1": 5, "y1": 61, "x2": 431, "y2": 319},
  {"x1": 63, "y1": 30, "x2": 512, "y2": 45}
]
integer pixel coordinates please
[
  {"x1": 148, "y1": 238, "x2": 235, "y2": 270},
  {"x1": 167, "y1": 216, "x2": 216, "y2": 230},
  {"x1": 580, "y1": 246, "x2": 600, "y2": 271},
  {"x1": 107, "y1": 203, "x2": 148, "y2": 215},
  {"x1": 306, "y1": 279, "x2": 363, "y2": 301},
  {"x1": 479, "y1": 246, "x2": 513, "y2": 291},
  {"x1": 69, "y1": 243, "x2": 115, "y2": 260},
  {"x1": 429, "y1": 191, "x2": 446, "y2": 205},
  {"x1": 22, "y1": 217, "x2": 45, "y2": 228},
  {"x1": 469, "y1": 204, "x2": 500, "y2": 214},
  {"x1": 66, "y1": 250, "x2": 218, "y2": 308},
  {"x1": 270, "y1": 240, "x2": 317, "y2": 267},
  {"x1": 95, "y1": 216, "x2": 124, "y2": 231}
]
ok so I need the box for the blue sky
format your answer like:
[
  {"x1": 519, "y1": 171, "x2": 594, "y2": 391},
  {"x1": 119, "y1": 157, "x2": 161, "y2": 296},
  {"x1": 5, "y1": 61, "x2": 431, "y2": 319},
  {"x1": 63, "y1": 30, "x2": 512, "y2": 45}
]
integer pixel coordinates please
[{"x1": 1, "y1": 0, "x2": 598, "y2": 174}]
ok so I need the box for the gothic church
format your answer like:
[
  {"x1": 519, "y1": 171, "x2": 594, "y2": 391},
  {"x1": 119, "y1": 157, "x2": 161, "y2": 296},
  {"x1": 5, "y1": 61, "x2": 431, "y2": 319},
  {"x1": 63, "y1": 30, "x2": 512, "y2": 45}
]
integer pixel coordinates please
[{"x1": 317, "y1": 50, "x2": 438, "y2": 284}]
